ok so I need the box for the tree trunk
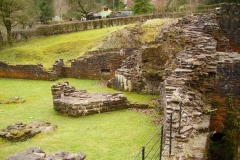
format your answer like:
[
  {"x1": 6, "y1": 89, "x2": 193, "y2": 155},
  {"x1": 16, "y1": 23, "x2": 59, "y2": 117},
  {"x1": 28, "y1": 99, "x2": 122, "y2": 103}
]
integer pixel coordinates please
[
  {"x1": 6, "y1": 27, "x2": 12, "y2": 44},
  {"x1": 166, "y1": 0, "x2": 172, "y2": 11}
]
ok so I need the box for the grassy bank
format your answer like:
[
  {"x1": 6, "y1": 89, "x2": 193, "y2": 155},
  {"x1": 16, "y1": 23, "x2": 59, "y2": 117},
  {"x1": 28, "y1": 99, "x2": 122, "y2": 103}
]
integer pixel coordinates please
[
  {"x1": 0, "y1": 78, "x2": 159, "y2": 159},
  {"x1": 0, "y1": 26, "x2": 126, "y2": 69}
]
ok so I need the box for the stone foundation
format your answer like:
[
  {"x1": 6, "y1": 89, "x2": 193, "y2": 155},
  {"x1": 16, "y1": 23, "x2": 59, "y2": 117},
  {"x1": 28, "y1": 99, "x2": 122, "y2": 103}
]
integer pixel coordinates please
[{"x1": 51, "y1": 82, "x2": 128, "y2": 117}]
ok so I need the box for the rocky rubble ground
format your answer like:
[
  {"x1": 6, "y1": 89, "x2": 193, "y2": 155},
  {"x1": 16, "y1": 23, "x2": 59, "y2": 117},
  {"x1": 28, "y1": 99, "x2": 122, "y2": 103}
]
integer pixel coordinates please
[
  {"x1": 6, "y1": 146, "x2": 86, "y2": 160},
  {"x1": 0, "y1": 96, "x2": 26, "y2": 104},
  {"x1": 0, "y1": 121, "x2": 57, "y2": 142}
]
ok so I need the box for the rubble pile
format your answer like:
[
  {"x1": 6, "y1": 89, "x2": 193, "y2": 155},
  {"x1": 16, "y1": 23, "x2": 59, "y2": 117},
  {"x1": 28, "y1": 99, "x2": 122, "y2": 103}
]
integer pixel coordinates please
[
  {"x1": 0, "y1": 121, "x2": 57, "y2": 142},
  {"x1": 6, "y1": 147, "x2": 86, "y2": 160}
]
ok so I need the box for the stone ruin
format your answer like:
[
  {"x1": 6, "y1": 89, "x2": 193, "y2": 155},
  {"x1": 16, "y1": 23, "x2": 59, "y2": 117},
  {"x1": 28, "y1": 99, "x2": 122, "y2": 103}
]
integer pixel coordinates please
[
  {"x1": 0, "y1": 121, "x2": 57, "y2": 142},
  {"x1": 106, "y1": 4, "x2": 240, "y2": 159},
  {"x1": 2, "y1": 3, "x2": 240, "y2": 159},
  {"x1": 158, "y1": 8, "x2": 240, "y2": 159},
  {"x1": 6, "y1": 146, "x2": 86, "y2": 160},
  {"x1": 51, "y1": 81, "x2": 128, "y2": 117},
  {"x1": 0, "y1": 96, "x2": 26, "y2": 104}
]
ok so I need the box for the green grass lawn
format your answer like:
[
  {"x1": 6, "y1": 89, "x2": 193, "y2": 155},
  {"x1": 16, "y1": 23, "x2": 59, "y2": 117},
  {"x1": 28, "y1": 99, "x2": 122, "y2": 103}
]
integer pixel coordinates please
[
  {"x1": 0, "y1": 26, "x2": 126, "y2": 69},
  {"x1": 0, "y1": 78, "x2": 160, "y2": 160}
]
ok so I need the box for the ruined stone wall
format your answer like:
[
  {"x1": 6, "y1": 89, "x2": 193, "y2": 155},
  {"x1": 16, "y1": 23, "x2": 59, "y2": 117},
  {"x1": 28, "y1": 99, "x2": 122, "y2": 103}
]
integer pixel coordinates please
[
  {"x1": 107, "y1": 21, "x2": 182, "y2": 94},
  {"x1": 157, "y1": 13, "x2": 221, "y2": 159},
  {"x1": 0, "y1": 49, "x2": 134, "y2": 80},
  {"x1": 218, "y1": 3, "x2": 240, "y2": 52},
  {"x1": 63, "y1": 49, "x2": 133, "y2": 79},
  {"x1": 0, "y1": 59, "x2": 64, "y2": 80},
  {"x1": 156, "y1": 8, "x2": 240, "y2": 159},
  {"x1": 51, "y1": 82, "x2": 128, "y2": 117},
  {"x1": 107, "y1": 50, "x2": 143, "y2": 92}
]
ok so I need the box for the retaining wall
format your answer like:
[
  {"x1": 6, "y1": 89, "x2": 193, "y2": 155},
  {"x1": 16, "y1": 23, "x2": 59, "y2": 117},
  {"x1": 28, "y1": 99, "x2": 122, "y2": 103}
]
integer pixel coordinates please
[{"x1": 0, "y1": 49, "x2": 135, "y2": 80}]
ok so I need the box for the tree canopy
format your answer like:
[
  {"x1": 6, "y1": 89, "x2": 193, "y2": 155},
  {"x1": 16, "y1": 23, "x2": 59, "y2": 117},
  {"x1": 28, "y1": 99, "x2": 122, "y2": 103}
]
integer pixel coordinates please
[
  {"x1": 96, "y1": 0, "x2": 126, "y2": 11},
  {"x1": 0, "y1": 0, "x2": 34, "y2": 43},
  {"x1": 34, "y1": 0, "x2": 55, "y2": 24},
  {"x1": 68, "y1": 0, "x2": 101, "y2": 19},
  {"x1": 131, "y1": 0, "x2": 154, "y2": 14}
]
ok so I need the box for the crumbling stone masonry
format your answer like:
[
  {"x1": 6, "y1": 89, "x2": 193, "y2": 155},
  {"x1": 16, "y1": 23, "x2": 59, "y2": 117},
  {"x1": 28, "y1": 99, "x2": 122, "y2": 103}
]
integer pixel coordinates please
[
  {"x1": 51, "y1": 82, "x2": 128, "y2": 117},
  {"x1": 0, "y1": 49, "x2": 134, "y2": 80},
  {"x1": 62, "y1": 49, "x2": 134, "y2": 79},
  {"x1": 0, "y1": 59, "x2": 64, "y2": 80},
  {"x1": 6, "y1": 146, "x2": 86, "y2": 160},
  {"x1": 0, "y1": 121, "x2": 57, "y2": 142},
  {"x1": 159, "y1": 9, "x2": 240, "y2": 159},
  {"x1": 107, "y1": 20, "x2": 180, "y2": 94}
]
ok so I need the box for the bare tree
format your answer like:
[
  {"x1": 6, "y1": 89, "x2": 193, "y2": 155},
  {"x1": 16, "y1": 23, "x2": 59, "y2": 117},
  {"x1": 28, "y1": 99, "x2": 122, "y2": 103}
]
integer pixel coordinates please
[{"x1": 68, "y1": 0, "x2": 101, "y2": 19}]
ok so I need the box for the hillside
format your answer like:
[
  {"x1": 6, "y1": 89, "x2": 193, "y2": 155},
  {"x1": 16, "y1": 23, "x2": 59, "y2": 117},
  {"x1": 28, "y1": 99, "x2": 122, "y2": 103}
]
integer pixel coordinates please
[
  {"x1": 0, "y1": 26, "x2": 126, "y2": 69},
  {"x1": 0, "y1": 18, "x2": 172, "y2": 69}
]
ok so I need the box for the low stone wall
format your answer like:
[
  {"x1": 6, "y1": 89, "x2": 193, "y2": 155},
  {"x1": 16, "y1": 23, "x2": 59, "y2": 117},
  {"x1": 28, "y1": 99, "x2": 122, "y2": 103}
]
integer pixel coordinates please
[
  {"x1": 0, "y1": 49, "x2": 134, "y2": 80},
  {"x1": 0, "y1": 59, "x2": 64, "y2": 80},
  {"x1": 51, "y1": 82, "x2": 128, "y2": 117},
  {"x1": 11, "y1": 12, "x2": 192, "y2": 41},
  {"x1": 11, "y1": 14, "x2": 159, "y2": 41}
]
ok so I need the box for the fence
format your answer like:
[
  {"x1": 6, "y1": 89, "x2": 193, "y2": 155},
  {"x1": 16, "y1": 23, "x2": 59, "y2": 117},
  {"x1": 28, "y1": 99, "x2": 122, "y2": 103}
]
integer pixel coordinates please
[{"x1": 133, "y1": 102, "x2": 182, "y2": 160}]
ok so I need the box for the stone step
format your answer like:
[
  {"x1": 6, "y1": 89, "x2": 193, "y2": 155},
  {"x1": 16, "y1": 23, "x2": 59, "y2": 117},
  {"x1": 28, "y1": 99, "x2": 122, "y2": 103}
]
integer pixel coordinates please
[
  {"x1": 165, "y1": 86, "x2": 177, "y2": 91},
  {"x1": 174, "y1": 68, "x2": 193, "y2": 73},
  {"x1": 179, "y1": 125, "x2": 193, "y2": 134}
]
